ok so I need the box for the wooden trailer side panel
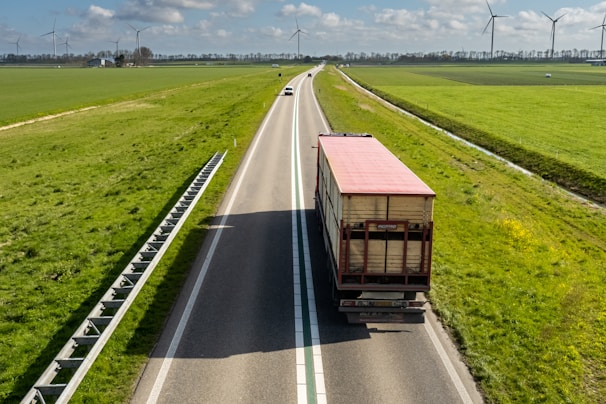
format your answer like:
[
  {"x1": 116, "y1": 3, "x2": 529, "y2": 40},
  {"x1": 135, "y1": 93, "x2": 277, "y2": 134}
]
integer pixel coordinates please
[{"x1": 317, "y1": 147, "x2": 343, "y2": 270}]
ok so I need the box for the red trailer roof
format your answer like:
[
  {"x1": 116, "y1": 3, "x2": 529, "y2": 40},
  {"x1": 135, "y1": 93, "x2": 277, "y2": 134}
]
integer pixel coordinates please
[{"x1": 319, "y1": 135, "x2": 436, "y2": 196}]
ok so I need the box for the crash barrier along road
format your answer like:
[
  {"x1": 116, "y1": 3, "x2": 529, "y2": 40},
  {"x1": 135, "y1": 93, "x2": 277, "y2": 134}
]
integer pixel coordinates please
[{"x1": 22, "y1": 151, "x2": 226, "y2": 404}]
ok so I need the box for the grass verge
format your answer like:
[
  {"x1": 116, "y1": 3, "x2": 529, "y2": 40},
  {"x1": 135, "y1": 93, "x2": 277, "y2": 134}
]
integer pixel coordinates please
[{"x1": 314, "y1": 65, "x2": 606, "y2": 404}]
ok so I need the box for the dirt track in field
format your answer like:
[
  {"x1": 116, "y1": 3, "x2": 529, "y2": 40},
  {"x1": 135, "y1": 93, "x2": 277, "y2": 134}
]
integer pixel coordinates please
[{"x1": 0, "y1": 106, "x2": 98, "y2": 132}]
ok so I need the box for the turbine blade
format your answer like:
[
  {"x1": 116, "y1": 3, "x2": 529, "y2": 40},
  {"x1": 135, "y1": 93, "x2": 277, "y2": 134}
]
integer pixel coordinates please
[
  {"x1": 289, "y1": 31, "x2": 298, "y2": 41},
  {"x1": 486, "y1": 0, "x2": 494, "y2": 16},
  {"x1": 555, "y1": 13, "x2": 567, "y2": 22},
  {"x1": 541, "y1": 11, "x2": 554, "y2": 22},
  {"x1": 482, "y1": 17, "x2": 493, "y2": 34}
]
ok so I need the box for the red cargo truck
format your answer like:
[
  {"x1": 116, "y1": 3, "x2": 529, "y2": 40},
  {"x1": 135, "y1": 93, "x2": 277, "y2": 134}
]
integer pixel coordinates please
[{"x1": 315, "y1": 133, "x2": 436, "y2": 323}]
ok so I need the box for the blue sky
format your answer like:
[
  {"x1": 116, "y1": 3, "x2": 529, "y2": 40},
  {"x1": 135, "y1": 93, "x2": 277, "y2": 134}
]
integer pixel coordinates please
[{"x1": 2, "y1": 1, "x2": 606, "y2": 57}]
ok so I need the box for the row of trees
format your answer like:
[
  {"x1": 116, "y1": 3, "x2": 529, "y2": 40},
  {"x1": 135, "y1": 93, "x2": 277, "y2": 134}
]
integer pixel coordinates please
[
  {"x1": 2, "y1": 47, "x2": 605, "y2": 65},
  {"x1": 1, "y1": 46, "x2": 154, "y2": 66}
]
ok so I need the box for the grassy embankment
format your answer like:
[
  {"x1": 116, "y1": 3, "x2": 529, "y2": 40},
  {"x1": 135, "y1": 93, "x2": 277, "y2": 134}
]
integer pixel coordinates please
[
  {"x1": 344, "y1": 65, "x2": 606, "y2": 204},
  {"x1": 314, "y1": 65, "x2": 606, "y2": 403},
  {"x1": 0, "y1": 65, "x2": 307, "y2": 402}
]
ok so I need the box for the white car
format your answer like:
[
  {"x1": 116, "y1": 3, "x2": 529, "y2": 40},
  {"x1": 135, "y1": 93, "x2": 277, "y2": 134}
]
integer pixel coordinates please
[{"x1": 284, "y1": 86, "x2": 294, "y2": 95}]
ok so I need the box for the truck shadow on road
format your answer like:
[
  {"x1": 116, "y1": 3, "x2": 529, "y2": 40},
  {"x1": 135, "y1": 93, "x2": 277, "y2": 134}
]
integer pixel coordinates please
[{"x1": 128, "y1": 208, "x2": 426, "y2": 361}]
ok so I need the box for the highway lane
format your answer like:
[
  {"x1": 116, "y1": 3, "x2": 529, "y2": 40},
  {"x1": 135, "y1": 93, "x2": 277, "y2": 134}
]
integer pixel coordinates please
[{"x1": 131, "y1": 67, "x2": 483, "y2": 403}]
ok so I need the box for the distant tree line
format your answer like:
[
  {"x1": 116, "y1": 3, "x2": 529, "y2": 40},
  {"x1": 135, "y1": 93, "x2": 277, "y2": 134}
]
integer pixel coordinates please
[{"x1": 2, "y1": 47, "x2": 605, "y2": 66}]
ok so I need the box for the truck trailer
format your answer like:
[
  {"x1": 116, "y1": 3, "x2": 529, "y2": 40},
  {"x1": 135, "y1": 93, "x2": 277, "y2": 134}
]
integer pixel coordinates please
[{"x1": 315, "y1": 133, "x2": 436, "y2": 323}]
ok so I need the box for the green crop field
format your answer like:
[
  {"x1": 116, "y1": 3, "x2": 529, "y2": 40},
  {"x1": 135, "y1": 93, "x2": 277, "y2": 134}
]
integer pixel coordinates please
[
  {"x1": 316, "y1": 65, "x2": 606, "y2": 404},
  {"x1": 344, "y1": 64, "x2": 606, "y2": 204},
  {"x1": 0, "y1": 65, "x2": 306, "y2": 402},
  {"x1": 354, "y1": 64, "x2": 606, "y2": 86},
  {"x1": 0, "y1": 66, "x2": 283, "y2": 126}
]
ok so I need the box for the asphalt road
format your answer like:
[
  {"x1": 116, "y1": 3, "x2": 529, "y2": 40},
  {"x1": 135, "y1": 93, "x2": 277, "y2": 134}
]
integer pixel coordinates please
[{"x1": 131, "y1": 67, "x2": 484, "y2": 404}]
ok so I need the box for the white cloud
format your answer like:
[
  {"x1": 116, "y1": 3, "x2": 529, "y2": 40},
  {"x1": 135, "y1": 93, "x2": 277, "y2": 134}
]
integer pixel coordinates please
[
  {"x1": 374, "y1": 8, "x2": 424, "y2": 28},
  {"x1": 159, "y1": 0, "x2": 215, "y2": 9},
  {"x1": 260, "y1": 26, "x2": 285, "y2": 38},
  {"x1": 89, "y1": 5, "x2": 115, "y2": 19},
  {"x1": 280, "y1": 2, "x2": 322, "y2": 17},
  {"x1": 119, "y1": 1, "x2": 185, "y2": 23},
  {"x1": 216, "y1": 28, "x2": 230, "y2": 38},
  {"x1": 321, "y1": 12, "x2": 341, "y2": 28}
]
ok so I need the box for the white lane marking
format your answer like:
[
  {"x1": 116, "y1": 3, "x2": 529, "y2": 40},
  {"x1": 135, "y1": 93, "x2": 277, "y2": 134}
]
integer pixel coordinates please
[
  {"x1": 307, "y1": 69, "x2": 331, "y2": 133},
  {"x1": 424, "y1": 318, "x2": 474, "y2": 404},
  {"x1": 292, "y1": 76, "x2": 327, "y2": 404},
  {"x1": 145, "y1": 91, "x2": 284, "y2": 404}
]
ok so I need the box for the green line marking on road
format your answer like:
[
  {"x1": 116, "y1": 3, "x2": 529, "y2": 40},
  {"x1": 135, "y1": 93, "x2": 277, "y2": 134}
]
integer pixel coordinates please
[{"x1": 292, "y1": 82, "x2": 325, "y2": 404}]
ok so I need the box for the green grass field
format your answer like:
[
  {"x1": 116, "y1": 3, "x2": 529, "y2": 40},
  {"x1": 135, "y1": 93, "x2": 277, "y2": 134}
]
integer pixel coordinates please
[
  {"x1": 0, "y1": 66, "x2": 280, "y2": 126},
  {"x1": 316, "y1": 65, "x2": 606, "y2": 404},
  {"x1": 0, "y1": 65, "x2": 306, "y2": 402},
  {"x1": 344, "y1": 64, "x2": 606, "y2": 203}
]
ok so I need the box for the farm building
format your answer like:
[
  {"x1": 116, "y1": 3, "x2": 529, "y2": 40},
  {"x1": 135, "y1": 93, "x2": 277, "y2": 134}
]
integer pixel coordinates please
[{"x1": 86, "y1": 58, "x2": 114, "y2": 68}]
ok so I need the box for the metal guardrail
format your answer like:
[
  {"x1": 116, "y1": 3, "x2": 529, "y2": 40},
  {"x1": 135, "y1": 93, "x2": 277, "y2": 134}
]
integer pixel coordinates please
[{"x1": 22, "y1": 151, "x2": 227, "y2": 404}]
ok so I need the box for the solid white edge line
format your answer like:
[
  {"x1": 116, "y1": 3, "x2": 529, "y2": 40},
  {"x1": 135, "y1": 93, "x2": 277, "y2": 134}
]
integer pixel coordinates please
[
  {"x1": 145, "y1": 91, "x2": 284, "y2": 404},
  {"x1": 424, "y1": 318, "x2": 474, "y2": 404}
]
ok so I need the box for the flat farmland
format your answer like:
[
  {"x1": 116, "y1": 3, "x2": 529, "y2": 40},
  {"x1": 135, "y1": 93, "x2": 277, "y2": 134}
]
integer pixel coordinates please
[
  {"x1": 345, "y1": 64, "x2": 606, "y2": 203},
  {"x1": 0, "y1": 65, "x2": 306, "y2": 402},
  {"x1": 0, "y1": 66, "x2": 282, "y2": 126}
]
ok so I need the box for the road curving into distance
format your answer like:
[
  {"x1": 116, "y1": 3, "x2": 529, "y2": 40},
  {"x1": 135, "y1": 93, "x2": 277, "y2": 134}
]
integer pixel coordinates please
[{"x1": 130, "y1": 66, "x2": 484, "y2": 404}]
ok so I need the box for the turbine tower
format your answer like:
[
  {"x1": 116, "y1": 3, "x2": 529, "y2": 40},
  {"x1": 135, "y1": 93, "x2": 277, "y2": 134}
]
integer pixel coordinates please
[
  {"x1": 41, "y1": 19, "x2": 58, "y2": 58},
  {"x1": 482, "y1": 0, "x2": 507, "y2": 59},
  {"x1": 129, "y1": 24, "x2": 149, "y2": 65},
  {"x1": 111, "y1": 38, "x2": 120, "y2": 56},
  {"x1": 10, "y1": 37, "x2": 21, "y2": 56},
  {"x1": 289, "y1": 18, "x2": 307, "y2": 60},
  {"x1": 59, "y1": 36, "x2": 71, "y2": 57},
  {"x1": 542, "y1": 11, "x2": 566, "y2": 59},
  {"x1": 591, "y1": 13, "x2": 606, "y2": 59}
]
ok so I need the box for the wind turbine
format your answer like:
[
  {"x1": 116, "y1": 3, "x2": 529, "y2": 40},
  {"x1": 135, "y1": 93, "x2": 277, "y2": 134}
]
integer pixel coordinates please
[
  {"x1": 41, "y1": 19, "x2": 58, "y2": 58},
  {"x1": 10, "y1": 37, "x2": 22, "y2": 56},
  {"x1": 542, "y1": 11, "x2": 566, "y2": 59},
  {"x1": 110, "y1": 38, "x2": 120, "y2": 56},
  {"x1": 482, "y1": 0, "x2": 507, "y2": 59},
  {"x1": 590, "y1": 13, "x2": 606, "y2": 59},
  {"x1": 289, "y1": 18, "x2": 307, "y2": 60},
  {"x1": 128, "y1": 24, "x2": 149, "y2": 64},
  {"x1": 59, "y1": 36, "x2": 71, "y2": 58}
]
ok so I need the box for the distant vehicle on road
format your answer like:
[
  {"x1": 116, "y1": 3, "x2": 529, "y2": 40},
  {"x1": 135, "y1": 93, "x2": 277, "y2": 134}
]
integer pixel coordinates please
[{"x1": 284, "y1": 86, "x2": 294, "y2": 95}]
